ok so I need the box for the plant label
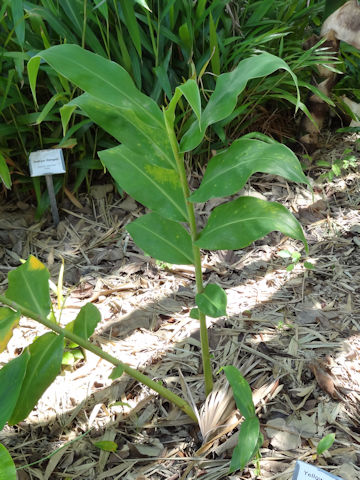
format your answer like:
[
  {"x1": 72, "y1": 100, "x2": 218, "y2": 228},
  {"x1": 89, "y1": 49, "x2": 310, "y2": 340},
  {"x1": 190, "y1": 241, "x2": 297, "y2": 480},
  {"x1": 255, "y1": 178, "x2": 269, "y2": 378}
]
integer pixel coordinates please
[
  {"x1": 29, "y1": 149, "x2": 65, "y2": 177},
  {"x1": 293, "y1": 461, "x2": 342, "y2": 480}
]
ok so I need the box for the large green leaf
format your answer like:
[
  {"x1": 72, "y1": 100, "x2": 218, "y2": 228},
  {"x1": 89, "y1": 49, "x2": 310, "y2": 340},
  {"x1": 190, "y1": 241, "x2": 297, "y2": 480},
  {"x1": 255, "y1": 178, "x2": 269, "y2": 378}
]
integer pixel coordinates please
[
  {"x1": 223, "y1": 365, "x2": 255, "y2": 419},
  {"x1": 126, "y1": 213, "x2": 194, "y2": 265},
  {"x1": 0, "y1": 444, "x2": 16, "y2": 480},
  {"x1": 0, "y1": 350, "x2": 30, "y2": 430},
  {"x1": 65, "y1": 303, "x2": 101, "y2": 340},
  {"x1": 99, "y1": 146, "x2": 188, "y2": 222},
  {"x1": 229, "y1": 417, "x2": 260, "y2": 472},
  {"x1": 28, "y1": 45, "x2": 174, "y2": 168},
  {"x1": 0, "y1": 308, "x2": 20, "y2": 352},
  {"x1": 8, "y1": 332, "x2": 64, "y2": 425},
  {"x1": 196, "y1": 197, "x2": 308, "y2": 252},
  {"x1": 180, "y1": 52, "x2": 299, "y2": 152},
  {"x1": 5, "y1": 256, "x2": 50, "y2": 318},
  {"x1": 189, "y1": 138, "x2": 309, "y2": 203},
  {"x1": 195, "y1": 284, "x2": 227, "y2": 318},
  {"x1": 67, "y1": 94, "x2": 173, "y2": 167}
]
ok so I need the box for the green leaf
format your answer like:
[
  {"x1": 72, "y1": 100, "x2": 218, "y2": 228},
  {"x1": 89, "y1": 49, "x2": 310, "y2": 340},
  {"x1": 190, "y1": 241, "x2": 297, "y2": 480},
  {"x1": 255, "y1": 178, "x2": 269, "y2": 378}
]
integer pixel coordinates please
[
  {"x1": 180, "y1": 52, "x2": 299, "y2": 152},
  {"x1": 61, "y1": 351, "x2": 75, "y2": 366},
  {"x1": 316, "y1": 160, "x2": 330, "y2": 168},
  {"x1": 0, "y1": 350, "x2": 30, "y2": 430},
  {"x1": 0, "y1": 153, "x2": 11, "y2": 189},
  {"x1": 209, "y1": 12, "x2": 220, "y2": 76},
  {"x1": 0, "y1": 444, "x2": 17, "y2": 480},
  {"x1": 286, "y1": 264, "x2": 295, "y2": 272},
  {"x1": 34, "y1": 93, "x2": 66, "y2": 125},
  {"x1": 120, "y1": 0, "x2": 142, "y2": 58},
  {"x1": 190, "y1": 308, "x2": 200, "y2": 320},
  {"x1": 178, "y1": 79, "x2": 201, "y2": 124},
  {"x1": 196, "y1": 197, "x2": 308, "y2": 253},
  {"x1": 189, "y1": 138, "x2": 309, "y2": 203},
  {"x1": 100, "y1": 147, "x2": 187, "y2": 222},
  {"x1": 93, "y1": 0, "x2": 108, "y2": 20},
  {"x1": 332, "y1": 163, "x2": 341, "y2": 176},
  {"x1": 28, "y1": 45, "x2": 174, "y2": 167},
  {"x1": 0, "y1": 308, "x2": 20, "y2": 353},
  {"x1": 11, "y1": 0, "x2": 25, "y2": 46},
  {"x1": 5, "y1": 256, "x2": 51, "y2": 319},
  {"x1": 153, "y1": 47, "x2": 173, "y2": 100},
  {"x1": 8, "y1": 332, "x2": 64, "y2": 425},
  {"x1": 195, "y1": 284, "x2": 227, "y2": 318},
  {"x1": 229, "y1": 417, "x2": 260, "y2": 473},
  {"x1": 178, "y1": 22, "x2": 192, "y2": 55},
  {"x1": 317, "y1": 433, "x2": 335, "y2": 455},
  {"x1": 109, "y1": 365, "x2": 124, "y2": 380},
  {"x1": 93, "y1": 440, "x2": 118, "y2": 452},
  {"x1": 126, "y1": 213, "x2": 194, "y2": 265},
  {"x1": 223, "y1": 365, "x2": 255, "y2": 419},
  {"x1": 291, "y1": 251, "x2": 301, "y2": 262},
  {"x1": 65, "y1": 303, "x2": 101, "y2": 341},
  {"x1": 69, "y1": 94, "x2": 174, "y2": 167},
  {"x1": 304, "y1": 261, "x2": 315, "y2": 270}
]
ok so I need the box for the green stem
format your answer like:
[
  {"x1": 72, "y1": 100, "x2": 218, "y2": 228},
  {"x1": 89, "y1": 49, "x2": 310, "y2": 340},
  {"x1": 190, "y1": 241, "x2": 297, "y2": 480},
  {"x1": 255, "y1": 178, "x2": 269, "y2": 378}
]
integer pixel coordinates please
[
  {"x1": 0, "y1": 295, "x2": 197, "y2": 422},
  {"x1": 163, "y1": 109, "x2": 213, "y2": 396}
]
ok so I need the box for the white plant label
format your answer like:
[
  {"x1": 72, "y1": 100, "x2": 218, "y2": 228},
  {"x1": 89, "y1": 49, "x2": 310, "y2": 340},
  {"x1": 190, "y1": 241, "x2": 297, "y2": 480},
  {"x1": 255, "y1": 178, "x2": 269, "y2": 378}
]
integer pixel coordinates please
[
  {"x1": 293, "y1": 461, "x2": 342, "y2": 480},
  {"x1": 29, "y1": 149, "x2": 65, "y2": 177}
]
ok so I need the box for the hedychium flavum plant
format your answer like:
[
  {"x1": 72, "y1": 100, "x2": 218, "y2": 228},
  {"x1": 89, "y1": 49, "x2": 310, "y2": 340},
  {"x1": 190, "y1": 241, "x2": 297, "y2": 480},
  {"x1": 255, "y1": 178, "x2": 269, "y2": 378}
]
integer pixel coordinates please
[{"x1": 0, "y1": 45, "x2": 309, "y2": 474}]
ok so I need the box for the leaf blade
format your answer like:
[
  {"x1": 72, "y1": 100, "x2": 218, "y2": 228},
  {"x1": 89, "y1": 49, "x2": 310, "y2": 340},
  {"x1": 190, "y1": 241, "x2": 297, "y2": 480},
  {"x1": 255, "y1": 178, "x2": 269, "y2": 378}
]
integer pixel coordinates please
[
  {"x1": 190, "y1": 138, "x2": 309, "y2": 203},
  {"x1": 180, "y1": 52, "x2": 299, "y2": 152},
  {"x1": 0, "y1": 308, "x2": 20, "y2": 352},
  {"x1": 229, "y1": 416, "x2": 260, "y2": 472},
  {"x1": 68, "y1": 94, "x2": 173, "y2": 167},
  {"x1": 178, "y1": 79, "x2": 201, "y2": 124},
  {"x1": 196, "y1": 197, "x2": 308, "y2": 252},
  {"x1": 65, "y1": 303, "x2": 101, "y2": 341},
  {"x1": 223, "y1": 365, "x2": 255, "y2": 419},
  {"x1": 8, "y1": 332, "x2": 64, "y2": 425},
  {"x1": 99, "y1": 146, "x2": 187, "y2": 222},
  {"x1": 0, "y1": 153, "x2": 11, "y2": 189},
  {"x1": 0, "y1": 350, "x2": 30, "y2": 430},
  {"x1": 126, "y1": 213, "x2": 194, "y2": 265},
  {"x1": 195, "y1": 284, "x2": 227, "y2": 318},
  {"x1": 28, "y1": 45, "x2": 174, "y2": 168},
  {"x1": 0, "y1": 444, "x2": 17, "y2": 480},
  {"x1": 317, "y1": 433, "x2": 335, "y2": 455},
  {"x1": 5, "y1": 256, "x2": 50, "y2": 318}
]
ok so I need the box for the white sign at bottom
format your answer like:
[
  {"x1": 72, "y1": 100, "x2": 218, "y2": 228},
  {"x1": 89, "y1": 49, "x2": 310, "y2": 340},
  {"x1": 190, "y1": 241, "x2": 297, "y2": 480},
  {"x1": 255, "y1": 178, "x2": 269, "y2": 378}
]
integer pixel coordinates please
[{"x1": 293, "y1": 461, "x2": 342, "y2": 480}]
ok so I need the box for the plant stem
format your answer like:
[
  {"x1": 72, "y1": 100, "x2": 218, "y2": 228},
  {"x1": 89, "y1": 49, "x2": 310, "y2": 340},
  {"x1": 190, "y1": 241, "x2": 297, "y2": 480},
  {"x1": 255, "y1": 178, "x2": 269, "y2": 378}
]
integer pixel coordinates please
[
  {"x1": 0, "y1": 295, "x2": 197, "y2": 422},
  {"x1": 163, "y1": 109, "x2": 213, "y2": 396}
]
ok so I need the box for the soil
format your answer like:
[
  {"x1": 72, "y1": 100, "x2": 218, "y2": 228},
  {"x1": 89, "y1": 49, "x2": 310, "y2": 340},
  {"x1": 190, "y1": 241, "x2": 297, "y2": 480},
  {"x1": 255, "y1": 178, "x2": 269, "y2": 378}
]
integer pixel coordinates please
[{"x1": 0, "y1": 132, "x2": 359, "y2": 480}]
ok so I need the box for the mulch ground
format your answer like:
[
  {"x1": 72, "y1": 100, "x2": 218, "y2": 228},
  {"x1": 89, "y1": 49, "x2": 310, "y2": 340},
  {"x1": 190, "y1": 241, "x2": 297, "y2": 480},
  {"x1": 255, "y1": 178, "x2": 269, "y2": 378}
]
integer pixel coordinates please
[{"x1": 0, "y1": 133, "x2": 359, "y2": 480}]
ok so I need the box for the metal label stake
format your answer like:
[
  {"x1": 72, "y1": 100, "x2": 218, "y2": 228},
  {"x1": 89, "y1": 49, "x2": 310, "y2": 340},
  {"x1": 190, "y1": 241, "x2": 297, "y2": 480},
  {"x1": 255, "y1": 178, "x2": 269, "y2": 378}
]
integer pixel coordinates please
[
  {"x1": 45, "y1": 174, "x2": 60, "y2": 226},
  {"x1": 29, "y1": 149, "x2": 65, "y2": 227}
]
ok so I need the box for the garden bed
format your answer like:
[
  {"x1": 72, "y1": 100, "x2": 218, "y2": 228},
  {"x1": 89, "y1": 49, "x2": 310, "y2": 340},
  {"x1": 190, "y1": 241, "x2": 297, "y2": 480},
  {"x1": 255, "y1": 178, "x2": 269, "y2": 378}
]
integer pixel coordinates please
[{"x1": 0, "y1": 133, "x2": 359, "y2": 480}]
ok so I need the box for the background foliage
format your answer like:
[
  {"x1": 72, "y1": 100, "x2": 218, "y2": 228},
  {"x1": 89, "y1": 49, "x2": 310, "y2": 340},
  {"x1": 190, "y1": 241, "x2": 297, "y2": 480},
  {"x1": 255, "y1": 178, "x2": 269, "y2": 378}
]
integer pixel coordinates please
[{"x1": 1, "y1": 0, "x2": 337, "y2": 215}]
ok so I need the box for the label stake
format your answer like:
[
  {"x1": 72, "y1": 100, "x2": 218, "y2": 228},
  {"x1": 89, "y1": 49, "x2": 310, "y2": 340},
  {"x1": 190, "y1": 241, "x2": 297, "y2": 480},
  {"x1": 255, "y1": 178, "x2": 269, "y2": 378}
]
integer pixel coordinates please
[
  {"x1": 45, "y1": 174, "x2": 60, "y2": 226},
  {"x1": 29, "y1": 148, "x2": 65, "y2": 227}
]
